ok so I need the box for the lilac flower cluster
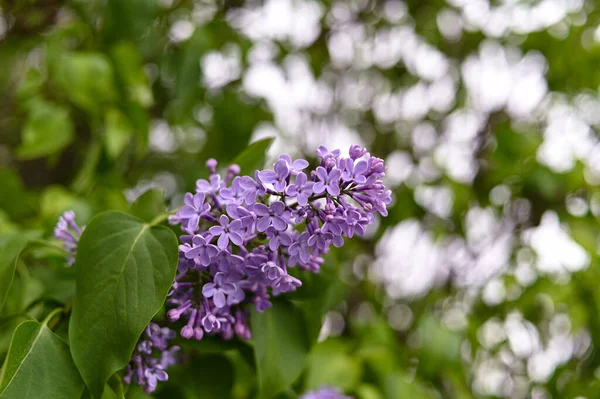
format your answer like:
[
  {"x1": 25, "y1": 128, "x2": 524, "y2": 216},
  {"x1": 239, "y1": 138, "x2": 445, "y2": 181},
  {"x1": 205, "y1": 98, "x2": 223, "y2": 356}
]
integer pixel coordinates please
[
  {"x1": 123, "y1": 323, "x2": 180, "y2": 393},
  {"x1": 54, "y1": 210, "x2": 85, "y2": 266},
  {"x1": 300, "y1": 387, "x2": 353, "y2": 399},
  {"x1": 166, "y1": 145, "x2": 390, "y2": 341}
]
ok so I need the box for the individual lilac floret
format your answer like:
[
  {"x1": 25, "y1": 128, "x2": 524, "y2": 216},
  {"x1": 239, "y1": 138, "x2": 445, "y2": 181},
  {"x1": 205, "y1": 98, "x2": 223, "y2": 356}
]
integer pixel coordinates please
[
  {"x1": 258, "y1": 159, "x2": 290, "y2": 192},
  {"x1": 54, "y1": 211, "x2": 85, "y2": 267},
  {"x1": 166, "y1": 144, "x2": 389, "y2": 342},
  {"x1": 313, "y1": 167, "x2": 342, "y2": 196},
  {"x1": 300, "y1": 387, "x2": 353, "y2": 399},
  {"x1": 124, "y1": 323, "x2": 179, "y2": 393}
]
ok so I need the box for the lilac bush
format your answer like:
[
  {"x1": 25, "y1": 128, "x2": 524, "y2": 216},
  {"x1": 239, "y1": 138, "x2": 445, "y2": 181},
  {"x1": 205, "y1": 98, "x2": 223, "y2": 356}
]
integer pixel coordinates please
[{"x1": 166, "y1": 144, "x2": 391, "y2": 343}]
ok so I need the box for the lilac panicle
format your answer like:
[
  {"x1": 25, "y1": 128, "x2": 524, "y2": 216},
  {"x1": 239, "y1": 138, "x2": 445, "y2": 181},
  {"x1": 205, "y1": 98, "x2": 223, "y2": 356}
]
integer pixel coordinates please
[
  {"x1": 165, "y1": 145, "x2": 389, "y2": 343},
  {"x1": 123, "y1": 323, "x2": 179, "y2": 393},
  {"x1": 300, "y1": 387, "x2": 353, "y2": 399},
  {"x1": 54, "y1": 210, "x2": 85, "y2": 266}
]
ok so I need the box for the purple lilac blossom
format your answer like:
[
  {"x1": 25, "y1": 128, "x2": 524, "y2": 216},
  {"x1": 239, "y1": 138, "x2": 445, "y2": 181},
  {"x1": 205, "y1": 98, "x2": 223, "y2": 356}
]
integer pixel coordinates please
[
  {"x1": 123, "y1": 323, "x2": 179, "y2": 393},
  {"x1": 54, "y1": 210, "x2": 85, "y2": 266},
  {"x1": 165, "y1": 145, "x2": 389, "y2": 343},
  {"x1": 300, "y1": 387, "x2": 353, "y2": 399}
]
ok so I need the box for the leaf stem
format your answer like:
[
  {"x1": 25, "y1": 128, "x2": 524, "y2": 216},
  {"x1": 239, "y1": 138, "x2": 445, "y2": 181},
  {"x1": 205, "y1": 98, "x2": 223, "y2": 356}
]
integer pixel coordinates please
[
  {"x1": 29, "y1": 238, "x2": 70, "y2": 254},
  {"x1": 149, "y1": 210, "x2": 176, "y2": 226}
]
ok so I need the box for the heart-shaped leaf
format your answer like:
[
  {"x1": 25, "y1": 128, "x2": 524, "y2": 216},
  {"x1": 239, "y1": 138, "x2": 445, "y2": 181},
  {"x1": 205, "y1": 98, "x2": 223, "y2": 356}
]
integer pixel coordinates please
[{"x1": 69, "y1": 212, "x2": 178, "y2": 398}]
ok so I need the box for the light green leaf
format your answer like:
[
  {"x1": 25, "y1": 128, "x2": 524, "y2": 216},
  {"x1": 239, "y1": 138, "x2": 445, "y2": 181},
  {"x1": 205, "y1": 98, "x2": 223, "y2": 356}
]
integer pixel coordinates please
[
  {"x1": 69, "y1": 212, "x2": 178, "y2": 399},
  {"x1": 104, "y1": 108, "x2": 132, "y2": 160},
  {"x1": 130, "y1": 189, "x2": 166, "y2": 223},
  {"x1": 252, "y1": 299, "x2": 310, "y2": 399},
  {"x1": 232, "y1": 137, "x2": 275, "y2": 176},
  {"x1": 0, "y1": 234, "x2": 29, "y2": 312},
  {"x1": 304, "y1": 340, "x2": 362, "y2": 392},
  {"x1": 56, "y1": 53, "x2": 117, "y2": 114},
  {"x1": 0, "y1": 320, "x2": 84, "y2": 398},
  {"x1": 16, "y1": 100, "x2": 74, "y2": 160}
]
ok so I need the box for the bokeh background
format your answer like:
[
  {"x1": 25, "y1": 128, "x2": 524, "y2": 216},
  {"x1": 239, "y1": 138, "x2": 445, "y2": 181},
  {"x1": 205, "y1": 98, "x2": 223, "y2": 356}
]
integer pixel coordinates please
[{"x1": 1, "y1": 0, "x2": 600, "y2": 397}]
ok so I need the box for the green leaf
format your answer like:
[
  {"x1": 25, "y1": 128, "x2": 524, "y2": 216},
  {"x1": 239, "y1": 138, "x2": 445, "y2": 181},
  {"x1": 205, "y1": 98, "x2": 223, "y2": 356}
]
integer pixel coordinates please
[
  {"x1": 0, "y1": 320, "x2": 84, "y2": 398},
  {"x1": 156, "y1": 354, "x2": 233, "y2": 399},
  {"x1": 252, "y1": 299, "x2": 310, "y2": 399},
  {"x1": 16, "y1": 100, "x2": 74, "y2": 160},
  {"x1": 104, "y1": 108, "x2": 132, "y2": 160},
  {"x1": 0, "y1": 234, "x2": 29, "y2": 312},
  {"x1": 69, "y1": 212, "x2": 178, "y2": 399},
  {"x1": 110, "y1": 42, "x2": 154, "y2": 108},
  {"x1": 124, "y1": 385, "x2": 152, "y2": 399},
  {"x1": 304, "y1": 340, "x2": 362, "y2": 392},
  {"x1": 130, "y1": 189, "x2": 166, "y2": 223},
  {"x1": 56, "y1": 53, "x2": 117, "y2": 114},
  {"x1": 0, "y1": 169, "x2": 32, "y2": 221},
  {"x1": 232, "y1": 138, "x2": 274, "y2": 176}
]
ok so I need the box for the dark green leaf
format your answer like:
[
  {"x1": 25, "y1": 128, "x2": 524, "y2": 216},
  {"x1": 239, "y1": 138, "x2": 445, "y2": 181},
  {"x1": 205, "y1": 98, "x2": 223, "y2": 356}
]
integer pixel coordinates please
[
  {"x1": 232, "y1": 137, "x2": 275, "y2": 176},
  {"x1": 69, "y1": 212, "x2": 178, "y2": 398},
  {"x1": 156, "y1": 354, "x2": 233, "y2": 399},
  {"x1": 252, "y1": 299, "x2": 310, "y2": 399},
  {"x1": 0, "y1": 169, "x2": 32, "y2": 221},
  {"x1": 16, "y1": 100, "x2": 74, "y2": 160},
  {"x1": 130, "y1": 189, "x2": 166, "y2": 223},
  {"x1": 0, "y1": 320, "x2": 84, "y2": 398}
]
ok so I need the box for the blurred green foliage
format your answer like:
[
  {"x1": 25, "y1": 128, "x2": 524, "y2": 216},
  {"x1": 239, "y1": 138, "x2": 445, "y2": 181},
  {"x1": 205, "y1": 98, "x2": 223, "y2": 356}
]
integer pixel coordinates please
[{"x1": 1, "y1": 0, "x2": 600, "y2": 398}]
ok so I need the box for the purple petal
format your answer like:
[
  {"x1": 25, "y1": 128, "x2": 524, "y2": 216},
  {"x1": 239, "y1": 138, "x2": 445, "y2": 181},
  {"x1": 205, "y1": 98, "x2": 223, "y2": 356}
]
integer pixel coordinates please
[
  {"x1": 313, "y1": 182, "x2": 326, "y2": 194},
  {"x1": 354, "y1": 159, "x2": 368, "y2": 175},
  {"x1": 274, "y1": 160, "x2": 290, "y2": 179},
  {"x1": 354, "y1": 175, "x2": 367, "y2": 184},
  {"x1": 219, "y1": 214, "x2": 229, "y2": 227},
  {"x1": 209, "y1": 226, "x2": 224, "y2": 236},
  {"x1": 177, "y1": 205, "x2": 197, "y2": 219},
  {"x1": 229, "y1": 232, "x2": 243, "y2": 246},
  {"x1": 272, "y1": 216, "x2": 288, "y2": 231},
  {"x1": 270, "y1": 201, "x2": 285, "y2": 214},
  {"x1": 258, "y1": 170, "x2": 278, "y2": 184},
  {"x1": 327, "y1": 183, "x2": 340, "y2": 196},
  {"x1": 269, "y1": 238, "x2": 279, "y2": 251},
  {"x1": 202, "y1": 283, "x2": 216, "y2": 297},
  {"x1": 329, "y1": 168, "x2": 342, "y2": 181},
  {"x1": 316, "y1": 166, "x2": 328, "y2": 181},
  {"x1": 253, "y1": 203, "x2": 270, "y2": 216},
  {"x1": 183, "y1": 192, "x2": 194, "y2": 207},
  {"x1": 239, "y1": 176, "x2": 257, "y2": 190},
  {"x1": 213, "y1": 290, "x2": 226, "y2": 308},
  {"x1": 186, "y1": 215, "x2": 200, "y2": 232},
  {"x1": 279, "y1": 233, "x2": 293, "y2": 246},
  {"x1": 229, "y1": 219, "x2": 243, "y2": 231},
  {"x1": 193, "y1": 193, "x2": 206, "y2": 208},
  {"x1": 192, "y1": 235, "x2": 207, "y2": 246},
  {"x1": 206, "y1": 244, "x2": 219, "y2": 257},
  {"x1": 256, "y1": 215, "x2": 270, "y2": 232},
  {"x1": 184, "y1": 246, "x2": 203, "y2": 260},
  {"x1": 291, "y1": 159, "x2": 309, "y2": 171},
  {"x1": 217, "y1": 234, "x2": 229, "y2": 249}
]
